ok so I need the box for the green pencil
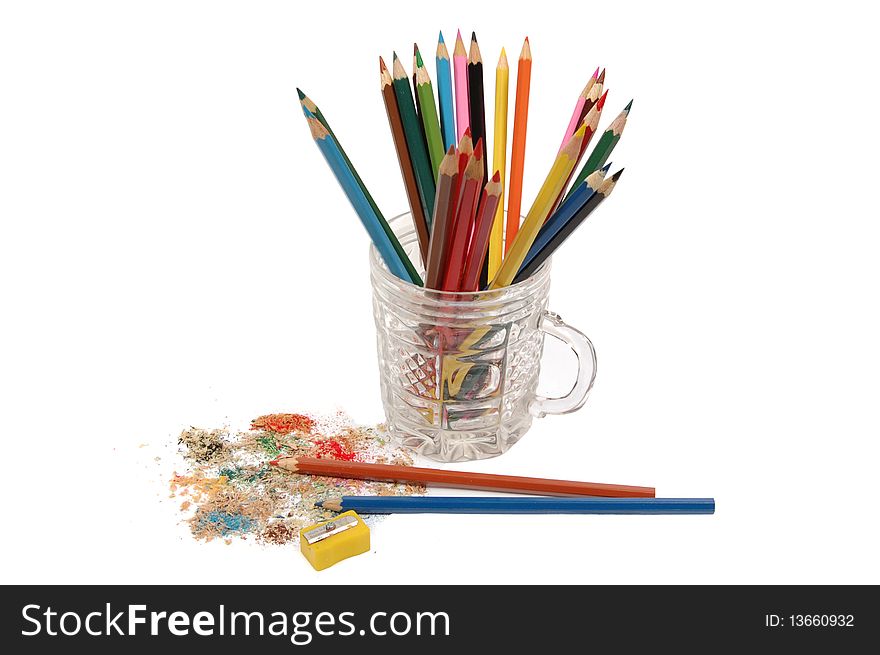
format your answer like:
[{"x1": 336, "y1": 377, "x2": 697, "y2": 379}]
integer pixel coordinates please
[
  {"x1": 565, "y1": 100, "x2": 631, "y2": 200},
  {"x1": 298, "y1": 88, "x2": 422, "y2": 285},
  {"x1": 392, "y1": 53, "x2": 436, "y2": 223},
  {"x1": 414, "y1": 47, "x2": 445, "y2": 178}
]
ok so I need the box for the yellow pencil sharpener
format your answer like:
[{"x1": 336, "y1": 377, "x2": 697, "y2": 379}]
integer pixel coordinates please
[{"x1": 299, "y1": 510, "x2": 370, "y2": 571}]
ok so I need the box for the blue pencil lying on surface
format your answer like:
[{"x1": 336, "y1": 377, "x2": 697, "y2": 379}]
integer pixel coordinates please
[{"x1": 319, "y1": 496, "x2": 715, "y2": 515}]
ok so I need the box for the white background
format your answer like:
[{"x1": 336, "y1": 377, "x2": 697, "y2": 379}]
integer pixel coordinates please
[{"x1": 2, "y1": 0, "x2": 878, "y2": 584}]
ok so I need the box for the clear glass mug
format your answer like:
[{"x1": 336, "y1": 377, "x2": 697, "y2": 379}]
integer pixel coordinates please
[{"x1": 370, "y1": 213, "x2": 597, "y2": 462}]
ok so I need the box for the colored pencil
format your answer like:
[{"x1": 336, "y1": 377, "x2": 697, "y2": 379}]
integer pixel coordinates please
[
  {"x1": 304, "y1": 113, "x2": 414, "y2": 282},
  {"x1": 488, "y1": 48, "x2": 508, "y2": 281},
  {"x1": 392, "y1": 53, "x2": 436, "y2": 222},
  {"x1": 379, "y1": 57, "x2": 431, "y2": 264},
  {"x1": 518, "y1": 169, "x2": 605, "y2": 279},
  {"x1": 424, "y1": 147, "x2": 460, "y2": 289},
  {"x1": 566, "y1": 100, "x2": 631, "y2": 198},
  {"x1": 320, "y1": 496, "x2": 716, "y2": 515},
  {"x1": 467, "y1": 32, "x2": 487, "y2": 185},
  {"x1": 490, "y1": 124, "x2": 585, "y2": 289},
  {"x1": 275, "y1": 455, "x2": 655, "y2": 497},
  {"x1": 453, "y1": 30, "x2": 469, "y2": 141},
  {"x1": 441, "y1": 140, "x2": 483, "y2": 291},
  {"x1": 506, "y1": 37, "x2": 532, "y2": 254},
  {"x1": 548, "y1": 99, "x2": 603, "y2": 216},
  {"x1": 435, "y1": 32, "x2": 456, "y2": 150},
  {"x1": 414, "y1": 46, "x2": 445, "y2": 177},
  {"x1": 461, "y1": 171, "x2": 502, "y2": 292},
  {"x1": 558, "y1": 67, "x2": 598, "y2": 152},
  {"x1": 298, "y1": 89, "x2": 421, "y2": 285},
  {"x1": 515, "y1": 169, "x2": 622, "y2": 283}
]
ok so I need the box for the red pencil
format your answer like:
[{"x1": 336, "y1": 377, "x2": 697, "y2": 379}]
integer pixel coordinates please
[
  {"x1": 272, "y1": 455, "x2": 655, "y2": 498},
  {"x1": 441, "y1": 140, "x2": 483, "y2": 291},
  {"x1": 460, "y1": 171, "x2": 502, "y2": 291}
]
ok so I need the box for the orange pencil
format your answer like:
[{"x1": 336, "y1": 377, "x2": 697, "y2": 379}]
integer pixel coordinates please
[
  {"x1": 272, "y1": 455, "x2": 655, "y2": 498},
  {"x1": 505, "y1": 37, "x2": 532, "y2": 253}
]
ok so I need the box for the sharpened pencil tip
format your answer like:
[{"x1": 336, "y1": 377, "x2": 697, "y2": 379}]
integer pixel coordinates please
[
  {"x1": 471, "y1": 31, "x2": 477, "y2": 42},
  {"x1": 597, "y1": 89, "x2": 609, "y2": 111},
  {"x1": 592, "y1": 66, "x2": 599, "y2": 78},
  {"x1": 624, "y1": 99, "x2": 633, "y2": 112},
  {"x1": 392, "y1": 51, "x2": 399, "y2": 61},
  {"x1": 379, "y1": 56, "x2": 386, "y2": 71},
  {"x1": 296, "y1": 87, "x2": 305, "y2": 100},
  {"x1": 601, "y1": 162, "x2": 612, "y2": 174},
  {"x1": 438, "y1": 31, "x2": 444, "y2": 44},
  {"x1": 491, "y1": 170, "x2": 501, "y2": 182},
  {"x1": 598, "y1": 68, "x2": 606, "y2": 84},
  {"x1": 611, "y1": 168, "x2": 625, "y2": 182},
  {"x1": 473, "y1": 138, "x2": 484, "y2": 159}
]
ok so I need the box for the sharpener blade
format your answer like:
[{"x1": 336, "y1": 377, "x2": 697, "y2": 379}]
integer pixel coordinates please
[{"x1": 302, "y1": 514, "x2": 358, "y2": 545}]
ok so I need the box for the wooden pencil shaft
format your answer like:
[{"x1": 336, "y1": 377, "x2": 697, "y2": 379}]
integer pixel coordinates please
[
  {"x1": 467, "y1": 60, "x2": 487, "y2": 185},
  {"x1": 301, "y1": 96, "x2": 421, "y2": 285},
  {"x1": 381, "y1": 64, "x2": 431, "y2": 263},
  {"x1": 415, "y1": 65, "x2": 445, "y2": 176},
  {"x1": 441, "y1": 173, "x2": 481, "y2": 291},
  {"x1": 491, "y1": 128, "x2": 583, "y2": 288},
  {"x1": 461, "y1": 179, "x2": 503, "y2": 292},
  {"x1": 436, "y1": 35, "x2": 456, "y2": 150},
  {"x1": 392, "y1": 57, "x2": 436, "y2": 221},
  {"x1": 424, "y1": 157, "x2": 459, "y2": 289},
  {"x1": 307, "y1": 117, "x2": 412, "y2": 282},
  {"x1": 514, "y1": 179, "x2": 612, "y2": 283},
  {"x1": 488, "y1": 51, "x2": 508, "y2": 280},
  {"x1": 506, "y1": 40, "x2": 532, "y2": 253},
  {"x1": 282, "y1": 456, "x2": 655, "y2": 497},
  {"x1": 330, "y1": 496, "x2": 715, "y2": 515}
]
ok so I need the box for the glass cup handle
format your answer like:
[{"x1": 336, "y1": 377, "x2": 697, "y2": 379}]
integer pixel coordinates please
[{"x1": 530, "y1": 310, "x2": 598, "y2": 418}]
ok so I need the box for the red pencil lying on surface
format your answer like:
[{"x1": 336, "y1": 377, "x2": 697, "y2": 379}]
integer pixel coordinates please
[{"x1": 271, "y1": 456, "x2": 654, "y2": 498}]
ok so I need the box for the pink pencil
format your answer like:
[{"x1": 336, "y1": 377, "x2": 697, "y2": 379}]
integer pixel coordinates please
[
  {"x1": 558, "y1": 67, "x2": 599, "y2": 153},
  {"x1": 453, "y1": 30, "x2": 470, "y2": 140}
]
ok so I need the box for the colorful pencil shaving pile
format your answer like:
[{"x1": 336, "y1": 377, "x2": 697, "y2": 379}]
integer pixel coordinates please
[
  {"x1": 299, "y1": 31, "x2": 629, "y2": 290},
  {"x1": 169, "y1": 412, "x2": 424, "y2": 545}
]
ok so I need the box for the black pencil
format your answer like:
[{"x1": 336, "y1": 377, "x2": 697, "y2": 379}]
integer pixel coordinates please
[{"x1": 467, "y1": 32, "x2": 487, "y2": 185}]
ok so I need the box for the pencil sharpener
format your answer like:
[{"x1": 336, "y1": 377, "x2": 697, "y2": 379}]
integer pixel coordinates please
[{"x1": 299, "y1": 510, "x2": 370, "y2": 571}]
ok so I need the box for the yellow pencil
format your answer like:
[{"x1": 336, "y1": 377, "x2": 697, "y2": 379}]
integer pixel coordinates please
[
  {"x1": 488, "y1": 48, "x2": 509, "y2": 280},
  {"x1": 489, "y1": 123, "x2": 586, "y2": 289}
]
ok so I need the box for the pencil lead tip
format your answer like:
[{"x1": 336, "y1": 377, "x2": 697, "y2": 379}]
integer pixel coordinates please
[
  {"x1": 525, "y1": 36, "x2": 529, "y2": 43},
  {"x1": 296, "y1": 87, "x2": 305, "y2": 100},
  {"x1": 611, "y1": 168, "x2": 625, "y2": 181},
  {"x1": 414, "y1": 43, "x2": 419, "y2": 56},
  {"x1": 601, "y1": 162, "x2": 612, "y2": 174},
  {"x1": 464, "y1": 126, "x2": 471, "y2": 137},
  {"x1": 392, "y1": 51, "x2": 399, "y2": 61},
  {"x1": 456, "y1": 29, "x2": 463, "y2": 40},
  {"x1": 598, "y1": 68, "x2": 606, "y2": 84},
  {"x1": 492, "y1": 170, "x2": 501, "y2": 182},
  {"x1": 438, "y1": 31, "x2": 444, "y2": 43},
  {"x1": 473, "y1": 138, "x2": 484, "y2": 158},
  {"x1": 471, "y1": 31, "x2": 477, "y2": 42},
  {"x1": 624, "y1": 99, "x2": 633, "y2": 112},
  {"x1": 379, "y1": 56, "x2": 386, "y2": 71},
  {"x1": 598, "y1": 89, "x2": 609, "y2": 111},
  {"x1": 592, "y1": 66, "x2": 599, "y2": 78}
]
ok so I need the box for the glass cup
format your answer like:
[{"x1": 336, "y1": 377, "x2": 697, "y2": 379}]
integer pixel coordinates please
[{"x1": 370, "y1": 213, "x2": 597, "y2": 462}]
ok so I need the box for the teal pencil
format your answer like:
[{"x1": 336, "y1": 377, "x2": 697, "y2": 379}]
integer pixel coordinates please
[
  {"x1": 436, "y1": 32, "x2": 456, "y2": 150},
  {"x1": 304, "y1": 111, "x2": 416, "y2": 283}
]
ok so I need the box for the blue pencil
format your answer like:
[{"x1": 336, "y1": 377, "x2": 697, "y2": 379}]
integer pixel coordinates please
[
  {"x1": 303, "y1": 110, "x2": 413, "y2": 282},
  {"x1": 320, "y1": 496, "x2": 716, "y2": 515},
  {"x1": 513, "y1": 163, "x2": 613, "y2": 283},
  {"x1": 436, "y1": 32, "x2": 456, "y2": 150}
]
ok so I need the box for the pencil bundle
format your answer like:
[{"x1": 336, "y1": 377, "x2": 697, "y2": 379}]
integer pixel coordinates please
[{"x1": 299, "y1": 33, "x2": 632, "y2": 291}]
